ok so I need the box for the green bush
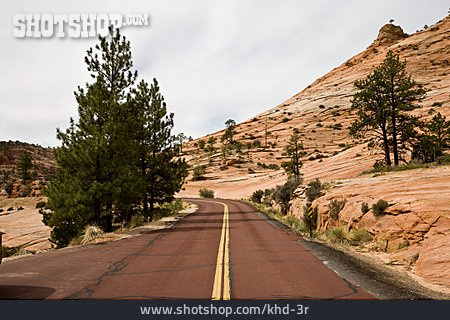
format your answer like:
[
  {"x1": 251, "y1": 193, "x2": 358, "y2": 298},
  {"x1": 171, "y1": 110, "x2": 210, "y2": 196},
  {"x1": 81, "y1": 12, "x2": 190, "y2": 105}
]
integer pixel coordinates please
[
  {"x1": 129, "y1": 214, "x2": 145, "y2": 229},
  {"x1": 1, "y1": 246, "x2": 18, "y2": 258},
  {"x1": 285, "y1": 215, "x2": 302, "y2": 231},
  {"x1": 305, "y1": 178, "x2": 322, "y2": 202},
  {"x1": 361, "y1": 202, "x2": 370, "y2": 214},
  {"x1": 372, "y1": 199, "x2": 389, "y2": 216},
  {"x1": 163, "y1": 198, "x2": 184, "y2": 215},
  {"x1": 436, "y1": 154, "x2": 450, "y2": 165},
  {"x1": 349, "y1": 229, "x2": 372, "y2": 245},
  {"x1": 398, "y1": 239, "x2": 410, "y2": 249},
  {"x1": 272, "y1": 179, "x2": 300, "y2": 215},
  {"x1": 199, "y1": 188, "x2": 214, "y2": 198},
  {"x1": 250, "y1": 190, "x2": 264, "y2": 203},
  {"x1": 36, "y1": 201, "x2": 47, "y2": 209},
  {"x1": 328, "y1": 199, "x2": 345, "y2": 221},
  {"x1": 327, "y1": 227, "x2": 347, "y2": 243},
  {"x1": 192, "y1": 165, "x2": 207, "y2": 181}
]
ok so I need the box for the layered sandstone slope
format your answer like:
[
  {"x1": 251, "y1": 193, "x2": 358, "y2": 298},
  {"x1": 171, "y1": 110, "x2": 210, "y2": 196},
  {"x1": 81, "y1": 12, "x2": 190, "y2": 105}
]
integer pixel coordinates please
[
  {"x1": 179, "y1": 16, "x2": 450, "y2": 292},
  {"x1": 180, "y1": 15, "x2": 450, "y2": 198}
]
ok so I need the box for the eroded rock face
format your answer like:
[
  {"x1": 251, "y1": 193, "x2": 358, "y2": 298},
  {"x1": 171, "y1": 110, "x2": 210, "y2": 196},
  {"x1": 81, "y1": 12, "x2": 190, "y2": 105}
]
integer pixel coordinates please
[
  {"x1": 289, "y1": 167, "x2": 450, "y2": 291},
  {"x1": 372, "y1": 23, "x2": 407, "y2": 46}
]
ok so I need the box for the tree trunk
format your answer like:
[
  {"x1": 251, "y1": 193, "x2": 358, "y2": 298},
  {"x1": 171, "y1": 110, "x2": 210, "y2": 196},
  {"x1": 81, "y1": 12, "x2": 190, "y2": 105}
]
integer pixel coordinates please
[
  {"x1": 141, "y1": 155, "x2": 149, "y2": 217},
  {"x1": 149, "y1": 188, "x2": 154, "y2": 222},
  {"x1": 391, "y1": 114, "x2": 399, "y2": 166},
  {"x1": 381, "y1": 127, "x2": 392, "y2": 167},
  {"x1": 105, "y1": 201, "x2": 113, "y2": 232}
]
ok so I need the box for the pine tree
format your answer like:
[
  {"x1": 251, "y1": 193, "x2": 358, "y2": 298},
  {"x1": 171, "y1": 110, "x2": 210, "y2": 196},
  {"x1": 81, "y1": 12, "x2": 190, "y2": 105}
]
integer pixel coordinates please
[
  {"x1": 18, "y1": 153, "x2": 33, "y2": 181},
  {"x1": 281, "y1": 130, "x2": 304, "y2": 183},
  {"x1": 350, "y1": 69, "x2": 392, "y2": 166},
  {"x1": 350, "y1": 51, "x2": 426, "y2": 167},
  {"x1": 207, "y1": 136, "x2": 217, "y2": 153},
  {"x1": 412, "y1": 113, "x2": 450, "y2": 162},
  {"x1": 45, "y1": 28, "x2": 139, "y2": 246},
  {"x1": 379, "y1": 51, "x2": 426, "y2": 166},
  {"x1": 133, "y1": 79, "x2": 188, "y2": 220},
  {"x1": 221, "y1": 119, "x2": 236, "y2": 144},
  {"x1": 174, "y1": 133, "x2": 188, "y2": 153}
]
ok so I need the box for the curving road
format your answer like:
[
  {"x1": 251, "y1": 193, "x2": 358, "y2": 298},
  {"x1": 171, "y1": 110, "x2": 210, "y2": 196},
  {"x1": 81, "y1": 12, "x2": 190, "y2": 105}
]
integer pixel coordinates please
[{"x1": 0, "y1": 199, "x2": 373, "y2": 299}]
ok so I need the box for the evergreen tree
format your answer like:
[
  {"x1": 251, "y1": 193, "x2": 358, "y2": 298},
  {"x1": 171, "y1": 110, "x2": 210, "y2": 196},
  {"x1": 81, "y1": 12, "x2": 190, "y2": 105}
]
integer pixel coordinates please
[
  {"x1": 133, "y1": 79, "x2": 188, "y2": 220},
  {"x1": 412, "y1": 113, "x2": 450, "y2": 162},
  {"x1": 18, "y1": 153, "x2": 33, "y2": 181},
  {"x1": 207, "y1": 136, "x2": 217, "y2": 153},
  {"x1": 221, "y1": 119, "x2": 236, "y2": 144},
  {"x1": 379, "y1": 51, "x2": 426, "y2": 166},
  {"x1": 427, "y1": 113, "x2": 450, "y2": 150},
  {"x1": 45, "y1": 28, "x2": 139, "y2": 246},
  {"x1": 350, "y1": 51, "x2": 426, "y2": 167},
  {"x1": 350, "y1": 69, "x2": 392, "y2": 166},
  {"x1": 174, "y1": 133, "x2": 188, "y2": 153},
  {"x1": 281, "y1": 131, "x2": 304, "y2": 183}
]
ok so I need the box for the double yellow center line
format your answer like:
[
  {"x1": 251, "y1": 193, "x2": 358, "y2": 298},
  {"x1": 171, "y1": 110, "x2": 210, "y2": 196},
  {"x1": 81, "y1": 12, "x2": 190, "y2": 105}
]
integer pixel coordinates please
[{"x1": 211, "y1": 202, "x2": 231, "y2": 300}]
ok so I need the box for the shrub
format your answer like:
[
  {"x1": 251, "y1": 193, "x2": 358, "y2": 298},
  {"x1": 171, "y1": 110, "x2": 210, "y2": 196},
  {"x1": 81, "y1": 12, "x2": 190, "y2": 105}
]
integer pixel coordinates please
[
  {"x1": 272, "y1": 179, "x2": 300, "y2": 215},
  {"x1": 199, "y1": 188, "x2": 214, "y2": 198},
  {"x1": 1, "y1": 246, "x2": 18, "y2": 258},
  {"x1": 327, "y1": 227, "x2": 347, "y2": 243},
  {"x1": 436, "y1": 154, "x2": 450, "y2": 165},
  {"x1": 0, "y1": 209, "x2": 3, "y2": 213},
  {"x1": 163, "y1": 198, "x2": 184, "y2": 215},
  {"x1": 285, "y1": 215, "x2": 302, "y2": 231},
  {"x1": 192, "y1": 165, "x2": 207, "y2": 181},
  {"x1": 305, "y1": 178, "x2": 322, "y2": 202},
  {"x1": 198, "y1": 140, "x2": 206, "y2": 149},
  {"x1": 36, "y1": 201, "x2": 47, "y2": 209},
  {"x1": 282, "y1": 117, "x2": 289, "y2": 123},
  {"x1": 247, "y1": 167, "x2": 255, "y2": 174},
  {"x1": 129, "y1": 214, "x2": 145, "y2": 229},
  {"x1": 372, "y1": 199, "x2": 389, "y2": 216},
  {"x1": 398, "y1": 239, "x2": 410, "y2": 250},
  {"x1": 250, "y1": 190, "x2": 264, "y2": 203},
  {"x1": 7, "y1": 207, "x2": 14, "y2": 211},
  {"x1": 361, "y1": 202, "x2": 370, "y2": 214},
  {"x1": 349, "y1": 229, "x2": 372, "y2": 245},
  {"x1": 328, "y1": 199, "x2": 346, "y2": 221},
  {"x1": 17, "y1": 206, "x2": 24, "y2": 211},
  {"x1": 332, "y1": 123, "x2": 343, "y2": 130},
  {"x1": 5, "y1": 182, "x2": 13, "y2": 197},
  {"x1": 252, "y1": 140, "x2": 262, "y2": 148}
]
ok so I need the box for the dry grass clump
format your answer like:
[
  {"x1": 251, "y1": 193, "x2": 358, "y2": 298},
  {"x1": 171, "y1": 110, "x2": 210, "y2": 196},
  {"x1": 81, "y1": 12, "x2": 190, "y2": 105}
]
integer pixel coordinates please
[{"x1": 81, "y1": 225, "x2": 104, "y2": 244}]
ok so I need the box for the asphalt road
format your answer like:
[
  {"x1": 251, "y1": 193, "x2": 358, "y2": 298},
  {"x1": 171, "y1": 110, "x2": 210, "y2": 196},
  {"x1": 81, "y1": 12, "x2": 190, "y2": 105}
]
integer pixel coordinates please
[{"x1": 0, "y1": 199, "x2": 373, "y2": 299}]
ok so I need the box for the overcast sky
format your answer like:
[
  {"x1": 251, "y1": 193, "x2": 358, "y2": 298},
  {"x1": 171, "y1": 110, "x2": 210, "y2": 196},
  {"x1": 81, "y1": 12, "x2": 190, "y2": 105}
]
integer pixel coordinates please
[{"x1": 0, "y1": 0, "x2": 448, "y2": 147}]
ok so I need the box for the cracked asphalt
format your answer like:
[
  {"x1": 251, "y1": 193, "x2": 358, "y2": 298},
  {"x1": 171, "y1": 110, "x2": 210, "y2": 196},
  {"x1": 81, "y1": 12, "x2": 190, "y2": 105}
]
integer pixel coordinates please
[{"x1": 0, "y1": 199, "x2": 374, "y2": 299}]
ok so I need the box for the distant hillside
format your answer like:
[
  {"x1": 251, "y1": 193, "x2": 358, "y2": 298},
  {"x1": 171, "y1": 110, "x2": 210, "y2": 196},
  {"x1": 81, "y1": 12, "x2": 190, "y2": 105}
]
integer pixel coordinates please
[
  {"x1": 180, "y1": 15, "x2": 450, "y2": 198},
  {"x1": 0, "y1": 141, "x2": 56, "y2": 191}
]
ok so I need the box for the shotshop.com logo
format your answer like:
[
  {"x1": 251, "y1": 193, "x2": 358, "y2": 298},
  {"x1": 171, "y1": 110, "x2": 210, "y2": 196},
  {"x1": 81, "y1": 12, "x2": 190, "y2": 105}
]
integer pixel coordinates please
[{"x1": 13, "y1": 13, "x2": 149, "y2": 38}]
